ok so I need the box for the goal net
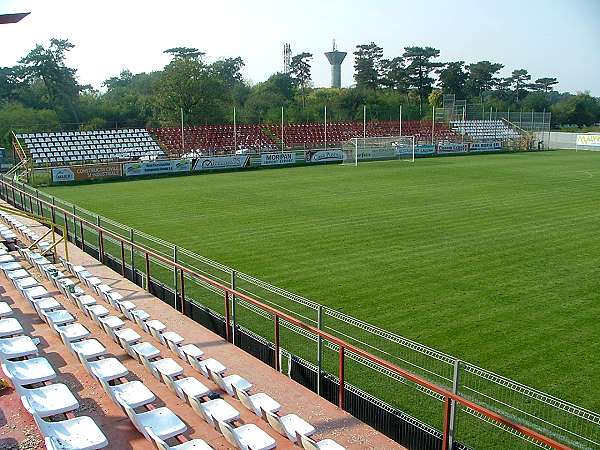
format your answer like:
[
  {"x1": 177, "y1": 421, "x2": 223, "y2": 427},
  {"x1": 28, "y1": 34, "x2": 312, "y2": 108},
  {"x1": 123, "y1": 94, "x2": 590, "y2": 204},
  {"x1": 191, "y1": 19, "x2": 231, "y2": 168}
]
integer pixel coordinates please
[{"x1": 341, "y1": 136, "x2": 415, "y2": 166}]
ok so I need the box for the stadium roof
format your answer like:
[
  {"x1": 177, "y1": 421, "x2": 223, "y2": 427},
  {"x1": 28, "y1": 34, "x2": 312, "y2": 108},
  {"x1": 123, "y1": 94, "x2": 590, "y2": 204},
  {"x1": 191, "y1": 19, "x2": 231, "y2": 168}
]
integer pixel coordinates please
[{"x1": 0, "y1": 12, "x2": 30, "y2": 24}]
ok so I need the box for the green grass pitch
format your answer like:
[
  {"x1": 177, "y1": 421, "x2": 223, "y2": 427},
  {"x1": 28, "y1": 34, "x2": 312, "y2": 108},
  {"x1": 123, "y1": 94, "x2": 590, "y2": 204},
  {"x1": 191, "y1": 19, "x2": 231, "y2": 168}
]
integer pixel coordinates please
[{"x1": 44, "y1": 150, "x2": 600, "y2": 412}]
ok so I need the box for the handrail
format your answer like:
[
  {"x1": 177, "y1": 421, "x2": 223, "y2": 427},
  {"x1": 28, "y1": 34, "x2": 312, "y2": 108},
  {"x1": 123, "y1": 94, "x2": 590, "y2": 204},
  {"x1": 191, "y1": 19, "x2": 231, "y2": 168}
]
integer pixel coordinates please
[{"x1": 0, "y1": 177, "x2": 573, "y2": 450}]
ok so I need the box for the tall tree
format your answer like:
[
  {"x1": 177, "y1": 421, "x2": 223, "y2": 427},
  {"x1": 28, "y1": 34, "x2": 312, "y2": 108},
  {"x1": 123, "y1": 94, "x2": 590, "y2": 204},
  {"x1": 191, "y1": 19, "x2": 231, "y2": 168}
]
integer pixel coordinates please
[
  {"x1": 508, "y1": 69, "x2": 532, "y2": 102},
  {"x1": 289, "y1": 52, "x2": 312, "y2": 108},
  {"x1": 403, "y1": 46, "x2": 442, "y2": 114},
  {"x1": 533, "y1": 77, "x2": 558, "y2": 93},
  {"x1": 18, "y1": 38, "x2": 84, "y2": 122},
  {"x1": 380, "y1": 57, "x2": 409, "y2": 93},
  {"x1": 211, "y1": 57, "x2": 245, "y2": 90},
  {"x1": 466, "y1": 61, "x2": 504, "y2": 99},
  {"x1": 353, "y1": 43, "x2": 383, "y2": 90},
  {"x1": 436, "y1": 61, "x2": 468, "y2": 98},
  {"x1": 163, "y1": 47, "x2": 205, "y2": 60}
]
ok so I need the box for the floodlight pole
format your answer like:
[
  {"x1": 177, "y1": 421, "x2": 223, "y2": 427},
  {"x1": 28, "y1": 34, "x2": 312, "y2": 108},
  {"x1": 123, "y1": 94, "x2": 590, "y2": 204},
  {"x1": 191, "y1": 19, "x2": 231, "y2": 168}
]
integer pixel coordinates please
[
  {"x1": 324, "y1": 106, "x2": 327, "y2": 150},
  {"x1": 180, "y1": 108, "x2": 185, "y2": 156},
  {"x1": 233, "y1": 107, "x2": 237, "y2": 153},
  {"x1": 281, "y1": 107, "x2": 284, "y2": 152},
  {"x1": 399, "y1": 105, "x2": 402, "y2": 137},
  {"x1": 363, "y1": 105, "x2": 366, "y2": 140},
  {"x1": 431, "y1": 106, "x2": 436, "y2": 144}
]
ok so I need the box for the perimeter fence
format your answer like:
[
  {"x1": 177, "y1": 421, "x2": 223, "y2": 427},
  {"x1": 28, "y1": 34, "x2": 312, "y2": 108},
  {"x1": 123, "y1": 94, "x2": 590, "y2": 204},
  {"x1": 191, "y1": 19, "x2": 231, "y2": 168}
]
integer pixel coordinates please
[{"x1": 1, "y1": 175, "x2": 598, "y2": 450}]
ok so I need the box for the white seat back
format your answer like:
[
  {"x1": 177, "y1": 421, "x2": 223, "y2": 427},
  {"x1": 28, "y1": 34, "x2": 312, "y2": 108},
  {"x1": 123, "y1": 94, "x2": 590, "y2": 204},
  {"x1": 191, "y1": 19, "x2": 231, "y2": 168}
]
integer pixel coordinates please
[
  {"x1": 145, "y1": 427, "x2": 171, "y2": 450},
  {"x1": 210, "y1": 370, "x2": 233, "y2": 396},
  {"x1": 234, "y1": 385, "x2": 258, "y2": 415},
  {"x1": 299, "y1": 434, "x2": 321, "y2": 450},
  {"x1": 189, "y1": 395, "x2": 211, "y2": 423},
  {"x1": 140, "y1": 354, "x2": 160, "y2": 379},
  {"x1": 217, "y1": 420, "x2": 246, "y2": 450},
  {"x1": 263, "y1": 408, "x2": 287, "y2": 438},
  {"x1": 115, "y1": 392, "x2": 145, "y2": 435}
]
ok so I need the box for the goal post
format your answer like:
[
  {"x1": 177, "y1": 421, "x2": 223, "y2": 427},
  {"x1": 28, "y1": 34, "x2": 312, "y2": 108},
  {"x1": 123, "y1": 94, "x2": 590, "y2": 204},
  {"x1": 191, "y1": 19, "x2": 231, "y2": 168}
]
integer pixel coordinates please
[{"x1": 342, "y1": 136, "x2": 415, "y2": 166}]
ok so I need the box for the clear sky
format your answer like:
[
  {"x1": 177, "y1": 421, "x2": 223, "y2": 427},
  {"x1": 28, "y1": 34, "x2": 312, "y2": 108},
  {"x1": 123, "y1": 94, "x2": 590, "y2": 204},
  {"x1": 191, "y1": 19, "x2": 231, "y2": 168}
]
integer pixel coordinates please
[{"x1": 1, "y1": 0, "x2": 599, "y2": 95}]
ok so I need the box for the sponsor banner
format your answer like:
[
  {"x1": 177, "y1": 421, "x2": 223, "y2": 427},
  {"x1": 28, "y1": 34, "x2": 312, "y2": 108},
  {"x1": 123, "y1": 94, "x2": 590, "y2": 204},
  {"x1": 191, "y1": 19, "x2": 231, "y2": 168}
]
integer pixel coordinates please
[
  {"x1": 123, "y1": 159, "x2": 191, "y2": 177},
  {"x1": 470, "y1": 141, "x2": 502, "y2": 152},
  {"x1": 305, "y1": 149, "x2": 343, "y2": 163},
  {"x1": 414, "y1": 144, "x2": 436, "y2": 155},
  {"x1": 576, "y1": 134, "x2": 600, "y2": 147},
  {"x1": 261, "y1": 152, "x2": 296, "y2": 166},
  {"x1": 193, "y1": 155, "x2": 250, "y2": 171},
  {"x1": 52, "y1": 163, "x2": 122, "y2": 183},
  {"x1": 357, "y1": 146, "x2": 396, "y2": 160},
  {"x1": 437, "y1": 143, "x2": 469, "y2": 154}
]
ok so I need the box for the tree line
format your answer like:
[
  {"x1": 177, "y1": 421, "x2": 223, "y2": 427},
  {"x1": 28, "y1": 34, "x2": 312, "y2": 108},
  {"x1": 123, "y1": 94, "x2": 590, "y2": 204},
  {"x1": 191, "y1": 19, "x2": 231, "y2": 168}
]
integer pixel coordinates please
[{"x1": 1, "y1": 38, "x2": 599, "y2": 151}]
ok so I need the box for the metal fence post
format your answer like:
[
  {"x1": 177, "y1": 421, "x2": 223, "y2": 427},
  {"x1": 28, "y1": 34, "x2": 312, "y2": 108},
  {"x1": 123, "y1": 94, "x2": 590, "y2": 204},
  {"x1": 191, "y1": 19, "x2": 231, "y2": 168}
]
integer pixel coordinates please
[
  {"x1": 72, "y1": 205, "x2": 77, "y2": 244},
  {"x1": 173, "y1": 246, "x2": 178, "y2": 312},
  {"x1": 144, "y1": 252, "x2": 150, "y2": 292},
  {"x1": 448, "y1": 359, "x2": 461, "y2": 449},
  {"x1": 317, "y1": 306, "x2": 323, "y2": 396},
  {"x1": 231, "y1": 270, "x2": 237, "y2": 344},
  {"x1": 224, "y1": 291, "x2": 231, "y2": 342},
  {"x1": 51, "y1": 197, "x2": 56, "y2": 224},
  {"x1": 338, "y1": 346, "x2": 345, "y2": 410},
  {"x1": 95, "y1": 216, "x2": 100, "y2": 254},
  {"x1": 130, "y1": 228, "x2": 135, "y2": 282},
  {"x1": 274, "y1": 315, "x2": 280, "y2": 372}
]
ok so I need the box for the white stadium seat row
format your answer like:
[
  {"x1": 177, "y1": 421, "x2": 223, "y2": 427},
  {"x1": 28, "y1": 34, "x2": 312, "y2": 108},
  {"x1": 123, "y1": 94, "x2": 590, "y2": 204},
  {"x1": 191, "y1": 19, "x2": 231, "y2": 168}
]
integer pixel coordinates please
[{"x1": 0, "y1": 211, "x2": 346, "y2": 450}]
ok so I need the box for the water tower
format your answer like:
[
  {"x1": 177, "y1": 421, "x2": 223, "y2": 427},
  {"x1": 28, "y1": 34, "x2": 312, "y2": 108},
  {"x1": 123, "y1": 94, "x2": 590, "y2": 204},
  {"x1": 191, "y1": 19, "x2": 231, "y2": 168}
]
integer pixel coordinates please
[{"x1": 324, "y1": 40, "x2": 346, "y2": 88}]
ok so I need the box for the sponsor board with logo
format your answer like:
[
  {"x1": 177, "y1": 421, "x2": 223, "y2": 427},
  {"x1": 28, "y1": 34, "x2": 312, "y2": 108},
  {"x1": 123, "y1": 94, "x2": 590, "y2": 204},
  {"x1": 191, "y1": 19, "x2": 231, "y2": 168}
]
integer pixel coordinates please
[
  {"x1": 357, "y1": 146, "x2": 396, "y2": 160},
  {"x1": 576, "y1": 134, "x2": 600, "y2": 147},
  {"x1": 470, "y1": 141, "x2": 502, "y2": 152},
  {"x1": 123, "y1": 159, "x2": 191, "y2": 177},
  {"x1": 260, "y1": 152, "x2": 296, "y2": 166},
  {"x1": 305, "y1": 149, "x2": 343, "y2": 163},
  {"x1": 52, "y1": 163, "x2": 122, "y2": 183},
  {"x1": 437, "y1": 143, "x2": 469, "y2": 154},
  {"x1": 192, "y1": 155, "x2": 250, "y2": 171},
  {"x1": 413, "y1": 144, "x2": 436, "y2": 155}
]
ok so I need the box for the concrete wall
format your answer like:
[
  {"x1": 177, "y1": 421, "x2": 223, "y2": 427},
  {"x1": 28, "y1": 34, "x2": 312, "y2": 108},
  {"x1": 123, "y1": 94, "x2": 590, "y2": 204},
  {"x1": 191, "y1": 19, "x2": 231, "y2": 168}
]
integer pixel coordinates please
[{"x1": 540, "y1": 131, "x2": 600, "y2": 150}]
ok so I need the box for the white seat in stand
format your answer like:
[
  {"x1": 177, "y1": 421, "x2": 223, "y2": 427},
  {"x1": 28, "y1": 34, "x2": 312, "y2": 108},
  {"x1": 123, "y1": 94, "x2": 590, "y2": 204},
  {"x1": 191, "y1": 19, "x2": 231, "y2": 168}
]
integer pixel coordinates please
[
  {"x1": 57, "y1": 323, "x2": 90, "y2": 342},
  {"x1": 99, "y1": 377, "x2": 155, "y2": 409},
  {"x1": 189, "y1": 397, "x2": 240, "y2": 426},
  {"x1": 85, "y1": 276, "x2": 103, "y2": 292},
  {"x1": 79, "y1": 353, "x2": 129, "y2": 382},
  {"x1": 75, "y1": 294, "x2": 97, "y2": 310},
  {"x1": 164, "y1": 374, "x2": 210, "y2": 401},
  {"x1": 109, "y1": 326, "x2": 141, "y2": 347},
  {"x1": 299, "y1": 434, "x2": 347, "y2": 450},
  {"x1": 0, "y1": 302, "x2": 13, "y2": 318},
  {"x1": 262, "y1": 408, "x2": 315, "y2": 443},
  {"x1": 23, "y1": 286, "x2": 50, "y2": 303},
  {"x1": 145, "y1": 427, "x2": 214, "y2": 450},
  {"x1": 15, "y1": 276, "x2": 40, "y2": 293},
  {"x1": 85, "y1": 304, "x2": 109, "y2": 320},
  {"x1": 98, "y1": 315, "x2": 124, "y2": 334},
  {"x1": 131, "y1": 341, "x2": 160, "y2": 362},
  {"x1": 116, "y1": 393, "x2": 187, "y2": 440},
  {"x1": 22, "y1": 397, "x2": 108, "y2": 450},
  {"x1": 1, "y1": 357, "x2": 56, "y2": 384},
  {"x1": 32, "y1": 297, "x2": 61, "y2": 317},
  {"x1": 191, "y1": 357, "x2": 226, "y2": 379},
  {"x1": 141, "y1": 355, "x2": 184, "y2": 381},
  {"x1": 131, "y1": 309, "x2": 150, "y2": 329},
  {"x1": 105, "y1": 291, "x2": 124, "y2": 309},
  {"x1": 1, "y1": 262, "x2": 23, "y2": 275},
  {"x1": 209, "y1": 369, "x2": 252, "y2": 397},
  {"x1": 0, "y1": 254, "x2": 15, "y2": 264},
  {"x1": 18, "y1": 383, "x2": 79, "y2": 417},
  {"x1": 234, "y1": 385, "x2": 281, "y2": 417},
  {"x1": 0, "y1": 335, "x2": 38, "y2": 360},
  {"x1": 69, "y1": 338, "x2": 107, "y2": 360},
  {"x1": 146, "y1": 320, "x2": 166, "y2": 341},
  {"x1": 0, "y1": 318, "x2": 23, "y2": 337},
  {"x1": 43, "y1": 309, "x2": 75, "y2": 329},
  {"x1": 179, "y1": 344, "x2": 204, "y2": 363},
  {"x1": 7, "y1": 268, "x2": 30, "y2": 285},
  {"x1": 117, "y1": 300, "x2": 136, "y2": 320},
  {"x1": 217, "y1": 420, "x2": 276, "y2": 450}
]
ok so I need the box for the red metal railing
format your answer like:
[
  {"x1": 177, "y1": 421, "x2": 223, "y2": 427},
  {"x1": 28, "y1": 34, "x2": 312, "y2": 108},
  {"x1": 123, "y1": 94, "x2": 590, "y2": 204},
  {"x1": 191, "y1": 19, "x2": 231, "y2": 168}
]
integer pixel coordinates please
[{"x1": 0, "y1": 179, "x2": 572, "y2": 450}]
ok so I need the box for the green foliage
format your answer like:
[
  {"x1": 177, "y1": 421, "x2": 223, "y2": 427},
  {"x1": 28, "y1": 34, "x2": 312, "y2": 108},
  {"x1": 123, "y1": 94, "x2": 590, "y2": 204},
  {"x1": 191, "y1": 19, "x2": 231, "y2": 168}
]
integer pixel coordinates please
[
  {"x1": 533, "y1": 77, "x2": 559, "y2": 93},
  {"x1": 437, "y1": 61, "x2": 468, "y2": 98},
  {"x1": 466, "y1": 61, "x2": 504, "y2": 98},
  {"x1": 403, "y1": 46, "x2": 442, "y2": 113},
  {"x1": 550, "y1": 92, "x2": 600, "y2": 127},
  {"x1": 353, "y1": 42, "x2": 384, "y2": 90},
  {"x1": 507, "y1": 69, "x2": 532, "y2": 102}
]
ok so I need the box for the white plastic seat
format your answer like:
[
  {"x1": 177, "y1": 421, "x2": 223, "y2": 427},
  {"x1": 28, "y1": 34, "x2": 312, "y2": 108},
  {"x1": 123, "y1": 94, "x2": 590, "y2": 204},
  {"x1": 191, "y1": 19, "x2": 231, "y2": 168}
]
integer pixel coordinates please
[
  {"x1": 0, "y1": 318, "x2": 23, "y2": 337},
  {"x1": 69, "y1": 338, "x2": 107, "y2": 360},
  {"x1": 299, "y1": 434, "x2": 346, "y2": 450},
  {"x1": 143, "y1": 355, "x2": 184, "y2": 380},
  {"x1": 0, "y1": 254, "x2": 15, "y2": 263},
  {"x1": 7, "y1": 268, "x2": 29, "y2": 284},
  {"x1": 96, "y1": 283, "x2": 112, "y2": 298},
  {"x1": 0, "y1": 302, "x2": 12, "y2": 318},
  {"x1": 179, "y1": 344, "x2": 204, "y2": 362},
  {"x1": 145, "y1": 427, "x2": 214, "y2": 450},
  {"x1": 192, "y1": 357, "x2": 226, "y2": 378},
  {"x1": 80, "y1": 354, "x2": 129, "y2": 382},
  {"x1": 1, "y1": 262, "x2": 22, "y2": 275},
  {"x1": 113, "y1": 327, "x2": 141, "y2": 346},
  {"x1": 85, "y1": 304, "x2": 109, "y2": 320},
  {"x1": 0, "y1": 335, "x2": 38, "y2": 360},
  {"x1": 164, "y1": 374, "x2": 210, "y2": 401},
  {"x1": 217, "y1": 420, "x2": 276, "y2": 450},
  {"x1": 99, "y1": 315, "x2": 124, "y2": 334},
  {"x1": 131, "y1": 309, "x2": 150, "y2": 330},
  {"x1": 75, "y1": 294, "x2": 96, "y2": 310},
  {"x1": 85, "y1": 276, "x2": 102, "y2": 291},
  {"x1": 234, "y1": 385, "x2": 281, "y2": 416},
  {"x1": 23, "y1": 397, "x2": 108, "y2": 450},
  {"x1": 18, "y1": 383, "x2": 79, "y2": 417},
  {"x1": 131, "y1": 341, "x2": 160, "y2": 361},
  {"x1": 32, "y1": 297, "x2": 61, "y2": 316},
  {"x1": 146, "y1": 320, "x2": 166, "y2": 341},
  {"x1": 105, "y1": 291, "x2": 124, "y2": 309},
  {"x1": 15, "y1": 276, "x2": 40, "y2": 293},
  {"x1": 116, "y1": 394, "x2": 187, "y2": 440},
  {"x1": 23, "y1": 286, "x2": 50, "y2": 303},
  {"x1": 210, "y1": 370, "x2": 252, "y2": 397},
  {"x1": 44, "y1": 309, "x2": 75, "y2": 328},
  {"x1": 262, "y1": 408, "x2": 315, "y2": 443},
  {"x1": 1, "y1": 357, "x2": 55, "y2": 384},
  {"x1": 57, "y1": 323, "x2": 90, "y2": 342},
  {"x1": 189, "y1": 397, "x2": 240, "y2": 425},
  {"x1": 99, "y1": 377, "x2": 155, "y2": 409}
]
